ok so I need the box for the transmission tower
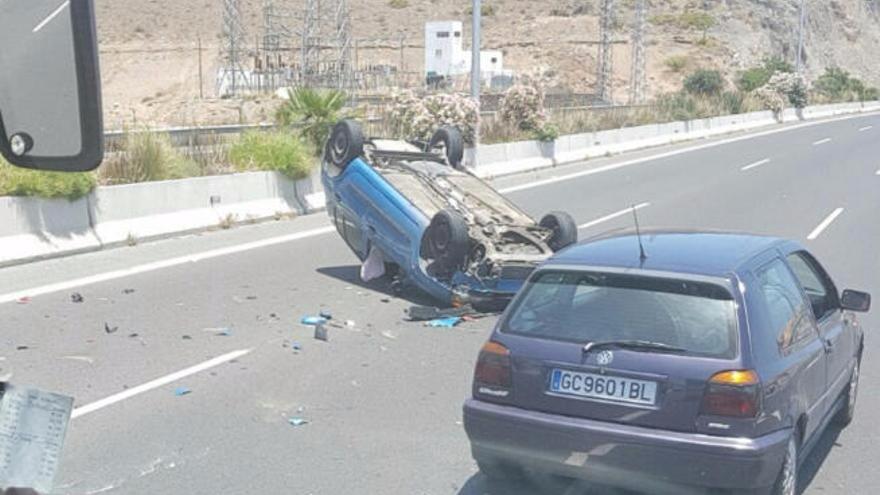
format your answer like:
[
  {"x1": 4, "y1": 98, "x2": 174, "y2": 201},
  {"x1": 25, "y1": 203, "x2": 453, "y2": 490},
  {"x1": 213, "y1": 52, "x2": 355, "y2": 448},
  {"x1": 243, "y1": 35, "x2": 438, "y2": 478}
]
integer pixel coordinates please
[
  {"x1": 298, "y1": 0, "x2": 354, "y2": 90},
  {"x1": 596, "y1": 0, "x2": 616, "y2": 103},
  {"x1": 629, "y1": 0, "x2": 647, "y2": 104},
  {"x1": 795, "y1": 0, "x2": 806, "y2": 75},
  {"x1": 219, "y1": 0, "x2": 247, "y2": 96}
]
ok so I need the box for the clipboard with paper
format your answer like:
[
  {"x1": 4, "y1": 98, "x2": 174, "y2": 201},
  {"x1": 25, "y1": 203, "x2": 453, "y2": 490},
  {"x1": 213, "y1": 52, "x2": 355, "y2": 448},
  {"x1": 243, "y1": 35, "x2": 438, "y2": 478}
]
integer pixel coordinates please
[{"x1": 0, "y1": 383, "x2": 73, "y2": 493}]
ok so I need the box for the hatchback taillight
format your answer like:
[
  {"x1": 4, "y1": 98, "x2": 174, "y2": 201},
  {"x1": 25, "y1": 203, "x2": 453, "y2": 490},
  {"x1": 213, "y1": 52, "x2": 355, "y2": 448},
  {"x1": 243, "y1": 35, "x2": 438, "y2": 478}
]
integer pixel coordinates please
[
  {"x1": 700, "y1": 370, "x2": 760, "y2": 418},
  {"x1": 474, "y1": 341, "x2": 512, "y2": 393}
]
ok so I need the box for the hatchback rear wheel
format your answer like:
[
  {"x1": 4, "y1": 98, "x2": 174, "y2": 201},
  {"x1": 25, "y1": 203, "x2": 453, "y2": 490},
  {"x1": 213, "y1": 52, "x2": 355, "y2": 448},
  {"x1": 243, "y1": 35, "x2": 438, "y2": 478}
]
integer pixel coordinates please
[
  {"x1": 772, "y1": 434, "x2": 798, "y2": 495},
  {"x1": 835, "y1": 359, "x2": 860, "y2": 426}
]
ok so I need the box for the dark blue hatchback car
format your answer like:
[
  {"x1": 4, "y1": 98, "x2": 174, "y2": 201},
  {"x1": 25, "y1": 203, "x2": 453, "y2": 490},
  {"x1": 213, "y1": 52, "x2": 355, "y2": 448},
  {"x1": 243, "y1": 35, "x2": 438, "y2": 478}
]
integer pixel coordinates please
[
  {"x1": 464, "y1": 230, "x2": 870, "y2": 495},
  {"x1": 322, "y1": 120, "x2": 578, "y2": 309}
]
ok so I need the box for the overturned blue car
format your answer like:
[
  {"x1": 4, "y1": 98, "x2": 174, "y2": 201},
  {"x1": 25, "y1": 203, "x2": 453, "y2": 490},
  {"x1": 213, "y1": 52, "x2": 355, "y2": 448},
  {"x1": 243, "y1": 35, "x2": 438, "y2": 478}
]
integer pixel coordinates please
[{"x1": 322, "y1": 120, "x2": 578, "y2": 310}]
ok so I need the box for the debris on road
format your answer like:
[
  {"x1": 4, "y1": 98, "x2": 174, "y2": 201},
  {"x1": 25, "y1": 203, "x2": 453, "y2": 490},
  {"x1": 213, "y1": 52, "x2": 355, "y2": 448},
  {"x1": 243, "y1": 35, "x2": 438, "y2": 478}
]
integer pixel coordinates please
[
  {"x1": 288, "y1": 417, "x2": 308, "y2": 427},
  {"x1": 380, "y1": 330, "x2": 397, "y2": 340},
  {"x1": 425, "y1": 316, "x2": 462, "y2": 328},
  {"x1": 174, "y1": 387, "x2": 191, "y2": 396},
  {"x1": 406, "y1": 304, "x2": 476, "y2": 321},
  {"x1": 16, "y1": 297, "x2": 30, "y2": 304},
  {"x1": 319, "y1": 310, "x2": 333, "y2": 320},
  {"x1": 123, "y1": 289, "x2": 136, "y2": 294},
  {"x1": 246, "y1": 295, "x2": 258, "y2": 300},
  {"x1": 128, "y1": 333, "x2": 140, "y2": 338},
  {"x1": 292, "y1": 341, "x2": 302, "y2": 351},
  {"x1": 301, "y1": 315, "x2": 328, "y2": 326},
  {"x1": 345, "y1": 320, "x2": 356, "y2": 328},
  {"x1": 104, "y1": 322, "x2": 119, "y2": 334},
  {"x1": 15, "y1": 346, "x2": 29, "y2": 351},
  {"x1": 380, "y1": 298, "x2": 391, "y2": 303},
  {"x1": 314, "y1": 323, "x2": 329, "y2": 342},
  {"x1": 62, "y1": 355, "x2": 95, "y2": 364},
  {"x1": 202, "y1": 327, "x2": 232, "y2": 337},
  {"x1": 70, "y1": 292, "x2": 84, "y2": 303},
  {"x1": 181, "y1": 335, "x2": 192, "y2": 340}
]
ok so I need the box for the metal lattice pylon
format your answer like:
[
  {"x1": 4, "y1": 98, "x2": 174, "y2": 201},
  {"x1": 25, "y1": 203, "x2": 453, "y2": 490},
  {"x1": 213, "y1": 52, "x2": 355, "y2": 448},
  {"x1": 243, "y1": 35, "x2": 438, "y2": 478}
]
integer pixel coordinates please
[
  {"x1": 597, "y1": 0, "x2": 616, "y2": 103},
  {"x1": 298, "y1": 0, "x2": 354, "y2": 90},
  {"x1": 220, "y1": 0, "x2": 247, "y2": 96},
  {"x1": 629, "y1": 0, "x2": 647, "y2": 104}
]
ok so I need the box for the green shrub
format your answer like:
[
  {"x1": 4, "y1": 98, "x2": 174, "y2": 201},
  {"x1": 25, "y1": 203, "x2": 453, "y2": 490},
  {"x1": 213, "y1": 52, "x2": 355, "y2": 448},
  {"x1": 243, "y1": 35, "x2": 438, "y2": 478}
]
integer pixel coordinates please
[
  {"x1": 0, "y1": 157, "x2": 96, "y2": 199},
  {"x1": 656, "y1": 92, "x2": 699, "y2": 121},
  {"x1": 861, "y1": 86, "x2": 880, "y2": 101},
  {"x1": 737, "y1": 68, "x2": 771, "y2": 92},
  {"x1": 229, "y1": 131, "x2": 314, "y2": 180},
  {"x1": 720, "y1": 91, "x2": 746, "y2": 114},
  {"x1": 533, "y1": 123, "x2": 560, "y2": 142},
  {"x1": 276, "y1": 88, "x2": 353, "y2": 154},
  {"x1": 737, "y1": 57, "x2": 794, "y2": 92},
  {"x1": 664, "y1": 55, "x2": 688, "y2": 73},
  {"x1": 500, "y1": 80, "x2": 547, "y2": 131},
  {"x1": 388, "y1": 0, "x2": 408, "y2": 8},
  {"x1": 100, "y1": 131, "x2": 200, "y2": 185},
  {"x1": 683, "y1": 69, "x2": 724, "y2": 96}
]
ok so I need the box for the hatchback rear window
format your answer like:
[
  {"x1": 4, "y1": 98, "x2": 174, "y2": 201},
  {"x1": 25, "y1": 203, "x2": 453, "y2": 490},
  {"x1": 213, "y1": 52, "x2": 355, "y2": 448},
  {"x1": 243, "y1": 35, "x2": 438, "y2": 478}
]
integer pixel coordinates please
[{"x1": 504, "y1": 271, "x2": 738, "y2": 358}]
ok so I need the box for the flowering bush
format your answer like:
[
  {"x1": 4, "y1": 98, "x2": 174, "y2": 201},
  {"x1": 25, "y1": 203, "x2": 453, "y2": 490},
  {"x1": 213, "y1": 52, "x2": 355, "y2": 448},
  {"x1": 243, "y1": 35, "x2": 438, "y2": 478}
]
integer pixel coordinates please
[
  {"x1": 756, "y1": 72, "x2": 808, "y2": 113},
  {"x1": 387, "y1": 91, "x2": 479, "y2": 144},
  {"x1": 499, "y1": 81, "x2": 547, "y2": 131}
]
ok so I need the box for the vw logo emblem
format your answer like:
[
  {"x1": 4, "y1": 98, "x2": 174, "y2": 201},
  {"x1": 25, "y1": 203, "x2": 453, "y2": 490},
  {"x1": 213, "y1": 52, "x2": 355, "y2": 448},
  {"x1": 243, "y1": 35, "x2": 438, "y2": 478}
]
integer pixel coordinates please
[{"x1": 596, "y1": 350, "x2": 614, "y2": 366}]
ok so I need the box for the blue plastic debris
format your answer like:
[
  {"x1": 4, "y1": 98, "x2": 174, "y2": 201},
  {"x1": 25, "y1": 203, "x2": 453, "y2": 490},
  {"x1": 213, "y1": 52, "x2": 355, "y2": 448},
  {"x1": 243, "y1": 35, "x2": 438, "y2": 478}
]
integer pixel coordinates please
[
  {"x1": 174, "y1": 387, "x2": 191, "y2": 396},
  {"x1": 425, "y1": 316, "x2": 462, "y2": 328},
  {"x1": 292, "y1": 341, "x2": 302, "y2": 351},
  {"x1": 301, "y1": 316, "x2": 328, "y2": 326},
  {"x1": 288, "y1": 417, "x2": 308, "y2": 427}
]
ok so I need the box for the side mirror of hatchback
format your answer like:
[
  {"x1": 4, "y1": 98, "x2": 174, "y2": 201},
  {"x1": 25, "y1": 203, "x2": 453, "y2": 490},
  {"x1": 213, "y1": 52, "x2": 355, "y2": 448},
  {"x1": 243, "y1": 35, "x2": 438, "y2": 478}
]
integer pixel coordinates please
[{"x1": 841, "y1": 289, "x2": 871, "y2": 313}]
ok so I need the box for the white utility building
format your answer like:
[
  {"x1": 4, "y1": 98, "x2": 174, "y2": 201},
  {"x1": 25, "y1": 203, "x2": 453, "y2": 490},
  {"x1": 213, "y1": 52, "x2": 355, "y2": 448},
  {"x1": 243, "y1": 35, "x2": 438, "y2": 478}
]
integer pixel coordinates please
[{"x1": 424, "y1": 21, "x2": 512, "y2": 83}]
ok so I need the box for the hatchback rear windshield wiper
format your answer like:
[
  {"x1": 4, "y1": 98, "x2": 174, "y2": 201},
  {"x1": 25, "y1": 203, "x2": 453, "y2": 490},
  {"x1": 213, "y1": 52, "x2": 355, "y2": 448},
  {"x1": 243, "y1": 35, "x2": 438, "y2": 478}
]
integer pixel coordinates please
[{"x1": 583, "y1": 339, "x2": 688, "y2": 354}]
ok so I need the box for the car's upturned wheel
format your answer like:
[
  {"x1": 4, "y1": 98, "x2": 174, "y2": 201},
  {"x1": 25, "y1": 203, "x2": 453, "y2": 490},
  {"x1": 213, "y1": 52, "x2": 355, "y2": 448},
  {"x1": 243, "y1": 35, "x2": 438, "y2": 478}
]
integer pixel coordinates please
[
  {"x1": 428, "y1": 126, "x2": 465, "y2": 169},
  {"x1": 423, "y1": 209, "x2": 469, "y2": 270},
  {"x1": 539, "y1": 211, "x2": 578, "y2": 251},
  {"x1": 835, "y1": 359, "x2": 860, "y2": 426},
  {"x1": 326, "y1": 120, "x2": 364, "y2": 170},
  {"x1": 771, "y1": 434, "x2": 798, "y2": 495},
  {"x1": 476, "y1": 458, "x2": 523, "y2": 482}
]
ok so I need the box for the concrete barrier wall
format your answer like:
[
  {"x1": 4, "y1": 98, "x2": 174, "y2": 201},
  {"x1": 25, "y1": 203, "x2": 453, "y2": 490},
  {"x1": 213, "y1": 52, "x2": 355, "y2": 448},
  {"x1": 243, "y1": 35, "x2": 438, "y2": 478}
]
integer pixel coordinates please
[
  {"x1": 0, "y1": 196, "x2": 100, "y2": 266},
  {"x1": 1, "y1": 100, "x2": 877, "y2": 266},
  {"x1": 91, "y1": 171, "x2": 307, "y2": 246}
]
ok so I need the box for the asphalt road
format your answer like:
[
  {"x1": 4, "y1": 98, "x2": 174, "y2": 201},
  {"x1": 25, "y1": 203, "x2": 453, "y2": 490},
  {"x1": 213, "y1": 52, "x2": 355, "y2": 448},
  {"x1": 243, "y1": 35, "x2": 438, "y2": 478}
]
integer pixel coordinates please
[{"x1": 1, "y1": 113, "x2": 879, "y2": 495}]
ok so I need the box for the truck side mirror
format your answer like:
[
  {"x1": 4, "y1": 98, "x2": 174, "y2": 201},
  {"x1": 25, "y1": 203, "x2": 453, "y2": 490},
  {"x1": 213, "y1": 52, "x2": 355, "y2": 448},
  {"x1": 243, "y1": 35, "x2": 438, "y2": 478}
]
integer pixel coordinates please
[{"x1": 0, "y1": 0, "x2": 103, "y2": 172}]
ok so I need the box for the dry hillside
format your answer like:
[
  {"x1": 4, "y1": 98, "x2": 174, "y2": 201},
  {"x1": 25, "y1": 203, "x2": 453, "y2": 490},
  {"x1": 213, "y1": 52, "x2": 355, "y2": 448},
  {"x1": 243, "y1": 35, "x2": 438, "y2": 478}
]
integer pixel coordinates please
[{"x1": 94, "y1": 0, "x2": 880, "y2": 128}]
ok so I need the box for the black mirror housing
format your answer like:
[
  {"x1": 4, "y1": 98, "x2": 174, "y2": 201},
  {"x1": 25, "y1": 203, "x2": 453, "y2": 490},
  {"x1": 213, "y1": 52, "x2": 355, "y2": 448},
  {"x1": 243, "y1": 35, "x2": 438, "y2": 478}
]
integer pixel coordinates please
[
  {"x1": 841, "y1": 289, "x2": 871, "y2": 313},
  {"x1": 0, "y1": 0, "x2": 103, "y2": 172}
]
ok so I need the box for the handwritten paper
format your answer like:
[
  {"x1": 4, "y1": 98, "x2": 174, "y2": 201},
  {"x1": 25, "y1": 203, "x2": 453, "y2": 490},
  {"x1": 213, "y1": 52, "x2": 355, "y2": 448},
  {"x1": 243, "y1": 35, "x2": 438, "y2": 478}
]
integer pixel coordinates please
[{"x1": 0, "y1": 384, "x2": 73, "y2": 493}]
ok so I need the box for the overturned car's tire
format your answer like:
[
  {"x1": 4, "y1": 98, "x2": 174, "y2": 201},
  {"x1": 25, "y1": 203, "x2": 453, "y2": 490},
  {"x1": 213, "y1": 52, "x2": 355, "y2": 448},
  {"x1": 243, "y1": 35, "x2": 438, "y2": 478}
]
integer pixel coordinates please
[
  {"x1": 428, "y1": 126, "x2": 465, "y2": 169},
  {"x1": 423, "y1": 209, "x2": 470, "y2": 270},
  {"x1": 326, "y1": 120, "x2": 364, "y2": 170},
  {"x1": 540, "y1": 211, "x2": 578, "y2": 252}
]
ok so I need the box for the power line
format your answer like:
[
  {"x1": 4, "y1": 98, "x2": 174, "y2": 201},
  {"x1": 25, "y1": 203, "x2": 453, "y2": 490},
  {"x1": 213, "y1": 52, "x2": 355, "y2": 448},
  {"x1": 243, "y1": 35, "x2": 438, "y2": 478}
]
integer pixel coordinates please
[{"x1": 629, "y1": 0, "x2": 647, "y2": 104}]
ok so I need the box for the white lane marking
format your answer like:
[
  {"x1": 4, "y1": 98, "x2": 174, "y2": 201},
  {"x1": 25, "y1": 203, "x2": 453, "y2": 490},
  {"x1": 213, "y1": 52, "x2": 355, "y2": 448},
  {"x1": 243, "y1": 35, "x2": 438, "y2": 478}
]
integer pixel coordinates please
[
  {"x1": 0, "y1": 225, "x2": 336, "y2": 305},
  {"x1": 813, "y1": 138, "x2": 832, "y2": 146},
  {"x1": 578, "y1": 203, "x2": 651, "y2": 230},
  {"x1": 741, "y1": 158, "x2": 771, "y2": 171},
  {"x1": 859, "y1": 126, "x2": 873, "y2": 132},
  {"x1": 32, "y1": 0, "x2": 70, "y2": 33},
  {"x1": 497, "y1": 112, "x2": 879, "y2": 195},
  {"x1": 807, "y1": 208, "x2": 844, "y2": 241},
  {"x1": 71, "y1": 349, "x2": 252, "y2": 419},
  {"x1": 876, "y1": 169, "x2": 880, "y2": 175}
]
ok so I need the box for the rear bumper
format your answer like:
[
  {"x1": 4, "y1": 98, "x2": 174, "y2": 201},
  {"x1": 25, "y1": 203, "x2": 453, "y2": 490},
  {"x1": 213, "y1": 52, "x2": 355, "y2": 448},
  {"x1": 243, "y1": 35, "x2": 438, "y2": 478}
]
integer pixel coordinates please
[{"x1": 463, "y1": 399, "x2": 790, "y2": 495}]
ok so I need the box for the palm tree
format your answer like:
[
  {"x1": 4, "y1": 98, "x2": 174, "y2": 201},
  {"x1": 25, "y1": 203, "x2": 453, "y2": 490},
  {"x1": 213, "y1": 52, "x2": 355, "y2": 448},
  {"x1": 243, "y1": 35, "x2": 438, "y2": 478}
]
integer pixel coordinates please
[{"x1": 276, "y1": 88, "x2": 352, "y2": 154}]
